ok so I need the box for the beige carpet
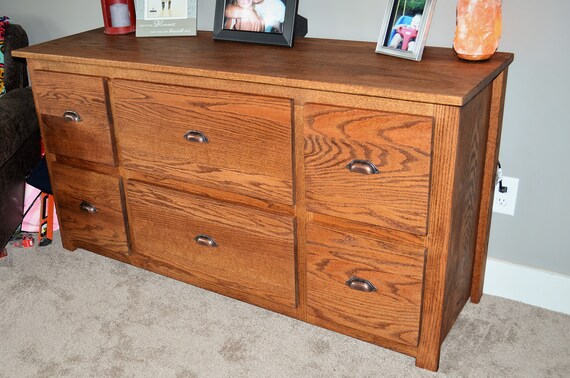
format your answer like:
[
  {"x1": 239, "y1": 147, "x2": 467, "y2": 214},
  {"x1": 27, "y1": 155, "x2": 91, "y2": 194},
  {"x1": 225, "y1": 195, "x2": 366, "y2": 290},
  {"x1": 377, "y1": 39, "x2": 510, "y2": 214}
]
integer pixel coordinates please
[{"x1": 1, "y1": 232, "x2": 569, "y2": 377}]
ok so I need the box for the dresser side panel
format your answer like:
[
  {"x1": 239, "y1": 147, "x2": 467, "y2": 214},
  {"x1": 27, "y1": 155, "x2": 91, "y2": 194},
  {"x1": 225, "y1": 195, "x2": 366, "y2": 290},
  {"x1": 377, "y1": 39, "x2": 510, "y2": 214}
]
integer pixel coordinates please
[
  {"x1": 471, "y1": 70, "x2": 509, "y2": 302},
  {"x1": 440, "y1": 85, "x2": 493, "y2": 341}
]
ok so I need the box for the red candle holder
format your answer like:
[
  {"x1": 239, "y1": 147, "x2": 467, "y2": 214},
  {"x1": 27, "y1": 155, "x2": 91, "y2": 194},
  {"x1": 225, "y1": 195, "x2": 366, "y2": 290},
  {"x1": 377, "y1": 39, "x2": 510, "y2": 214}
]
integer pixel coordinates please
[{"x1": 101, "y1": 0, "x2": 136, "y2": 35}]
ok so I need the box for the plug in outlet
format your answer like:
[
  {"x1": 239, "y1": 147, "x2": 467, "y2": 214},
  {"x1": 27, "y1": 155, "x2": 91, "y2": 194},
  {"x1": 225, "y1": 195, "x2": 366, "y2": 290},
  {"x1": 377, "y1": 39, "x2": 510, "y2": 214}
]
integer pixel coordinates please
[{"x1": 493, "y1": 176, "x2": 519, "y2": 216}]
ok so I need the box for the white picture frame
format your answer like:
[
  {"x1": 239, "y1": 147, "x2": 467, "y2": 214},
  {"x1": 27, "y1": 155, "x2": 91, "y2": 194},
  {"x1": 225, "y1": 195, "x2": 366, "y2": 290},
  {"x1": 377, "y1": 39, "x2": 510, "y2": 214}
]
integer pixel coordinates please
[
  {"x1": 135, "y1": 0, "x2": 197, "y2": 37},
  {"x1": 375, "y1": 0, "x2": 437, "y2": 61}
]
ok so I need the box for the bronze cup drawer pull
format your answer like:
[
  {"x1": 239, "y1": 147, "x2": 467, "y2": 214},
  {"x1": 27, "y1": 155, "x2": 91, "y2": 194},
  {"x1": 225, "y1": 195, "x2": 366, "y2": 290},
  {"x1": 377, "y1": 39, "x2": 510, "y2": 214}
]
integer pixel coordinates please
[
  {"x1": 346, "y1": 160, "x2": 379, "y2": 175},
  {"x1": 63, "y1": 110, "x2": 82, "y2": 122},
  {"x1": 345, "y1": 277, "x2": 377, "y2": 293},
  {"x1": 79, "y1": 201, "x2": 97, "y2": 214},
  {"x1": 194, "y1": 234, "x2": 218, "y2": 248},
  {"x1": 184, "y1": 130, "x2": 209, "y2": 143}
]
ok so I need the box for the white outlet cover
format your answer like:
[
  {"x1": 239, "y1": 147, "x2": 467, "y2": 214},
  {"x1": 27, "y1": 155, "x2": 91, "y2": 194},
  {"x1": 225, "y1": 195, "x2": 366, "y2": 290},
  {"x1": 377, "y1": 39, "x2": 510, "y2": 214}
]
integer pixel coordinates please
[{"x1": 493, "y1": 176, "x2": 519, "y2": 216}]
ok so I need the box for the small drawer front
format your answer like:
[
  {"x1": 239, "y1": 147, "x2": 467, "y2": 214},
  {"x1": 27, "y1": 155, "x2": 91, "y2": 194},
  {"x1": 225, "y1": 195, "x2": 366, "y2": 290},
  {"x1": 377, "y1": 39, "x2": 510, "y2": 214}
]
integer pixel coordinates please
[
  {"x1": 50, "y1": 163, "x2": 129, "y2": 258},
  {"x1": 32, "y1": 71, "x2": 116, "y2": 166},
  {"x1": 306, "y1": 223, "x2": 425, "y2": 347},
  {"x1": 304, "y1": 104, "x2": 433, "y2": 235},
  {"x1": 113, "y1": 80, "x2": 293, "y2": 205},
  {"x1": 126, "y1": 181, "x2": 297, "y2": 309}
]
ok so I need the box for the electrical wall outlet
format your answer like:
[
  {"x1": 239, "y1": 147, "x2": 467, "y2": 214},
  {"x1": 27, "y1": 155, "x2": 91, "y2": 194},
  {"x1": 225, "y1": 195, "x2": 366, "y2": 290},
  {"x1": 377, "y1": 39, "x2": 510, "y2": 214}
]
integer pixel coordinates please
[{"x1": 493, "y1": 176, "x2": 519, "y2": 216}]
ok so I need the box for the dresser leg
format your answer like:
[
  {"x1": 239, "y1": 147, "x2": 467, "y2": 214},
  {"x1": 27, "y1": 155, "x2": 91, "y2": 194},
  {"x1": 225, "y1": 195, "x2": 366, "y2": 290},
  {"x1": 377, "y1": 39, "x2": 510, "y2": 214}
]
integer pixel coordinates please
[
  {"x1": 415, "y1": 348, "x2": 440, "y2": 372},
  {"x1": 60, "y1": 235, "x2": 78, "y2": 252}
]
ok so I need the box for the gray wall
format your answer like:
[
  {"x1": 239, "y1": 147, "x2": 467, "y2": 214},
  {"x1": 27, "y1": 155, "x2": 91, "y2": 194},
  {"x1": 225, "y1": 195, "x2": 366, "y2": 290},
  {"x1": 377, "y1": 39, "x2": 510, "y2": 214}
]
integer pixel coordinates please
[{"x1": 3, "y1": 0, "x2": 569, "y2": 276}]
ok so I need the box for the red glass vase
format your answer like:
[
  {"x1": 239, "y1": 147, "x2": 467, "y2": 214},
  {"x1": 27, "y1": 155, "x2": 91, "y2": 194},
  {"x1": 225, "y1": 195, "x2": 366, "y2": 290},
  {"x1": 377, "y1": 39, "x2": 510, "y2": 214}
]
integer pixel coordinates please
[{"x1": 101, "y1": 0, "x2": 136, "y2": 35}]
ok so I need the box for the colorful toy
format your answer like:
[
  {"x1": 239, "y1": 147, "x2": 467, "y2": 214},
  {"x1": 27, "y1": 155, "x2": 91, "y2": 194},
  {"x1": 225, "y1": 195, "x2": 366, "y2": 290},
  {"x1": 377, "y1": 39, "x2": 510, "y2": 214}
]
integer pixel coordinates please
[{"x1": 389, "y1": 14, "x2": 422, "y2": 51}]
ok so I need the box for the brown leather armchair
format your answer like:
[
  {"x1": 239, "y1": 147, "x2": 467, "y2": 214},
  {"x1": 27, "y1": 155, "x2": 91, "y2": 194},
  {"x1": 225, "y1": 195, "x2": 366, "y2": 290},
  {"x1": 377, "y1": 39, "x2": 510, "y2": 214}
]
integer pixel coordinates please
[{"x1": 0, "y1": 23, "x2": 41, "y2": 249}]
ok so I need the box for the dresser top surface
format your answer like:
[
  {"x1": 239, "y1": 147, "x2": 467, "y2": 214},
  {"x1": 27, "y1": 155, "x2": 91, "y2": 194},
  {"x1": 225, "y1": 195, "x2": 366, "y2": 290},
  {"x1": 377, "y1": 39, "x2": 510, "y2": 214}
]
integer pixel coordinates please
[{"x1": 15, "y1": 28, "x2": 513, "y2": 106}]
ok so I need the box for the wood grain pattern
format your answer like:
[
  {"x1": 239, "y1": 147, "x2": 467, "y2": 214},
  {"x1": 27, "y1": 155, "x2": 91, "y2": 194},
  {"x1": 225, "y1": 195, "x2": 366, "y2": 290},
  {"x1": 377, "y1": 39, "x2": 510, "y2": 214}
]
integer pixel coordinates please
[
  {"x1": 20, "y1": 32, "x2": 513, "y2": 372},
  {"x1": 123, "y1": 169, "x2": 294, "y2": 216},
  {"x1": 304, "y1": 104, "x2": 433, "y2": 235},
  {"x1": 311, "y1": 213, "x2": 426, "y2": 249},
  {"x1": 49, "y1": 163, "x2": 129, "y2": 260},
  {"x1": 112, "y1": 79, "x2": 293, "y2": 205},
  {"x1": 29, "y1": 59, "x2": 436, "y2": 119},
  {"x1": 15, "y1": 29, "x2": 513, "y2": 106},
  {"x1": 31, "y1": 71, "x2": 117, "y2": 166},
  {"x1": 293, "y1": 105, "x2": 308, "y2": 320},
  {"x1": 415, "y1": 105, "x2": 461, "y2": 371},
  {"x1": 125, "y1": 180, "x2": 297, "y2": 309},
  {"x1": 441, "y1": 86, "x2": 492, "y2": 340},
  {"x1": 54, "y1": 155, "x2": 120, "y2": 177},
  {"x1": 471, "y1": 70, "x2": 509, "y2": 303},
  {"x1": 306, "y1": 223, "x2": 425, "y2": 347},
  {"x1": 306, "y1": 314, "x2": 419, "y2": 358},
  {"x1": 416, "y1": 87, "x2": 492, "y2": 369},
  {"x1": 130, "y1": 252, "x2": 299, "y2": 318}
]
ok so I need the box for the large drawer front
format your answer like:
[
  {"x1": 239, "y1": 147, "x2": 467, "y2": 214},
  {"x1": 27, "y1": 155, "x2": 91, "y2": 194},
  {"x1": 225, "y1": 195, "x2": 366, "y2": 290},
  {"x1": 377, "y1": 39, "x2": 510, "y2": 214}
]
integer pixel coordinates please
[
  {"x1": 32, "y1": 71, "x2": 117, "y2": 166},
  {"x1": 306, "y1": 223, "x2": 425, "y2": 347},
  {"x1": 50, "y1": 163, "x2": 128, "y2": 258},
  {"x1": 304, "y1": 104, "x2": 433, "y2": 235},
  {"x1": 113, "y1": 80, "x2": 293, "y2": 205},
  {"x1": 126, "y1": 181, "x2": 297, "y2": 309}
]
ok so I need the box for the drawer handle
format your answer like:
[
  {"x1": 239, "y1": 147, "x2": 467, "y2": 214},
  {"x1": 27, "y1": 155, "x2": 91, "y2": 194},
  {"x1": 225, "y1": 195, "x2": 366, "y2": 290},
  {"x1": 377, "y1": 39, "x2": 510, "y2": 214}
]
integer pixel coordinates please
[
  {"x1": 63, "y1": 110, "x2": 82, "y2": 122},
  {"x1": 346, "y1": 160, "x2": 379, "y2": 175},
  {"x1": 184, "y1": 130, "x2": 209, "y2": 143},
  {"x1": 79, "y1": 201, "x2": 97, "y2": 214},
  {"x1": 194, "y1": 234, "x2": 218, "y2": 248},
  {"x1": 345, "y1": 277, "x2": 377, "y2": 293}
]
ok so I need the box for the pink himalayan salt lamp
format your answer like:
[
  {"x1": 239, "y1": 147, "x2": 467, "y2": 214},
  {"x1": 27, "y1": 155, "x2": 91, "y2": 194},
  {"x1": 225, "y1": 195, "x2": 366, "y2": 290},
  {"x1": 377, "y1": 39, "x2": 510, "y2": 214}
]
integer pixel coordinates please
[{"x1": 454, "y1": 0, "x2": 502, "y2": 61}]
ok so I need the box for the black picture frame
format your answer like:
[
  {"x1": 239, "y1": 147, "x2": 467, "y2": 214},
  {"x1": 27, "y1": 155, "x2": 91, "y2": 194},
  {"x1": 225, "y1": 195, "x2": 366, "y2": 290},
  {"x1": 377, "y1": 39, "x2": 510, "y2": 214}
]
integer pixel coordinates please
[{"x1": 213, "y1": 0, "x2": 298, "y2": 47}]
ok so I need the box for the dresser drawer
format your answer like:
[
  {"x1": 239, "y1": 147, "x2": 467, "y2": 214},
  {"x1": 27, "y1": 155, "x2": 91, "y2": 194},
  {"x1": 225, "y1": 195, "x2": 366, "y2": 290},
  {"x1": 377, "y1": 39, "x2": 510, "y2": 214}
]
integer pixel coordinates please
[
  {"x1": 304, "y1": 104, "x2": 433, "y2": 235},
  {"x1": 113, "y1": 80, "x2": 293, "y2": 205},
  {"x1": 126, "y1": 181, "x2": 297, "y2": 309},
  {"x1": 306, "y1": 223, "x2": 425, "y2": 347},
  {"x1": 32, "y1": 71, "x2": 117, "y2": 166},
  {"x1": 50, "y1": 163, "x2": 129, "y2": 259}
]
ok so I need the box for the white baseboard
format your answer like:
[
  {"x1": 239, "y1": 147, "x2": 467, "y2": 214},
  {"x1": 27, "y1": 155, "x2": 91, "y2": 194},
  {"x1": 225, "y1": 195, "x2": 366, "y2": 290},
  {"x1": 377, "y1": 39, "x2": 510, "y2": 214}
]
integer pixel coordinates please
[{"x1": 483, "y1": 258, "x2": 570, "y2": 315}]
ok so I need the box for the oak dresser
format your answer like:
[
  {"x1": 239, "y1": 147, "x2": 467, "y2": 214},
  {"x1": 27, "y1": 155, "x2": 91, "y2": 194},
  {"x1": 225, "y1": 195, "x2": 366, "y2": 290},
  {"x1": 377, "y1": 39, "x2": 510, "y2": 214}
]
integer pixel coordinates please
[{"x1": 14, "y1": 29, "x2": 513, "y2": 371}]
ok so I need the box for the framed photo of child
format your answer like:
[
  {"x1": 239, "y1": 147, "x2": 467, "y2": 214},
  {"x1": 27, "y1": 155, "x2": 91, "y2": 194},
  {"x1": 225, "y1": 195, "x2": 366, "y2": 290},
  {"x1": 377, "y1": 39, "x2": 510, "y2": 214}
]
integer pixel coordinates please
[
  {"x1": 376, "y1": 0, "x2": 437, "y2": 61},
  {"x1": 213, "y1": 0, "x2": 298, "y2": 47}
]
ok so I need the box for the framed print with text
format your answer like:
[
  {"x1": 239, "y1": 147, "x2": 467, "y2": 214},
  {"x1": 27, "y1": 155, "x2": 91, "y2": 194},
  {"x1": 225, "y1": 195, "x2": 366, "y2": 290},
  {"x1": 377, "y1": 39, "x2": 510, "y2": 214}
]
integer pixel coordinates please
[{"x1": 135, "y1": 0, "x2": 197, "y2": 37}]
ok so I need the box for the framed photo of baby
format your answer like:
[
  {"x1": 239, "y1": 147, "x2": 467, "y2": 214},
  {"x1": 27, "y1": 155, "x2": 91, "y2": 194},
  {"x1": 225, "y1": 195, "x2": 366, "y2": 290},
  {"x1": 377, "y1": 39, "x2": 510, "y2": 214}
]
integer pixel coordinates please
[
  {"x1": 376, "y1": 0, "x2": 437, "y2": 61},
  {"x1": 213, "y1": 0, "x2": 298, "y2": 47}
]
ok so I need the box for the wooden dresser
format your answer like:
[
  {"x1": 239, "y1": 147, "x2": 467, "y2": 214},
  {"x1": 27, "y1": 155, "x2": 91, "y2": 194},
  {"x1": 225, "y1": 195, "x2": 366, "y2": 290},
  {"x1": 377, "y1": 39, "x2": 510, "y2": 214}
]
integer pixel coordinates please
[{"x1": 15, "y1": 29, "x2": 513, "y2": 371}]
